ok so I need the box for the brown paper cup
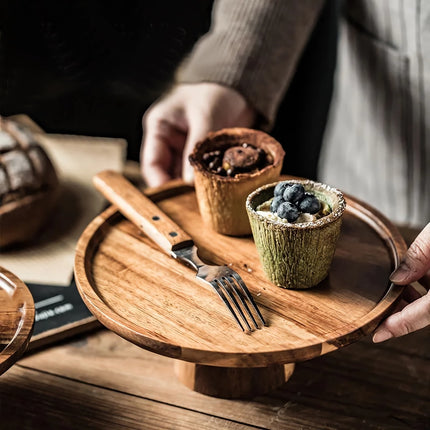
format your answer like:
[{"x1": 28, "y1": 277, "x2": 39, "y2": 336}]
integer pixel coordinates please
[{"x1": 189, "y1": 128, "x2": 285, "y2": 236}]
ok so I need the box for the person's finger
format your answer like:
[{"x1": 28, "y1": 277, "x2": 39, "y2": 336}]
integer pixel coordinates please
[
  {"x1": 372, "y1": 290, "x2": 430, "y2": 342},
  {"x1": 141, "y1": 114, "x2": 186, "y2": 187},
  {"x1": 181, "y1": 115, "x2": 214, "y2": 184},
  {"x1": 141, "y1": 142, "x2": 172, "y2": 187},
  {"x1": 390, "y1": 222, "x2": 430, "y2": 284}
]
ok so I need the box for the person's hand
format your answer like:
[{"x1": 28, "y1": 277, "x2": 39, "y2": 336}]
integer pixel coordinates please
[
  {"x1": 141, "y1": 83, "x2": 256, "y2": 187},
  {"x1": 373, "y1": 222, "x2": 430, "y2": 342},
  {"x1": 140, "y1": 83, "x2": 256, "y2": 187}
]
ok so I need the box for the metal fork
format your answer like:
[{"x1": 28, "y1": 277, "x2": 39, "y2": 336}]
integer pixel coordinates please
[{"x1": 93, "y1": 170, "x2": 266, "y2": 332}]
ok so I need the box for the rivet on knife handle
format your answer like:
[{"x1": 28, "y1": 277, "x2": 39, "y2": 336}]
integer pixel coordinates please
[{"x1": 93, "y1": 170, "x2": 194, "y2": 254}]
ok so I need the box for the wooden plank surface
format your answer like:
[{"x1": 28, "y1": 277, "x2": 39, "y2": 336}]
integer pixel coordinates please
[
  {"x1": 1, "y1": 326, "x2": 428, "y2": 429},
  {"x1": 0, "y1": 366, "x2": 256, "y2": 430}
]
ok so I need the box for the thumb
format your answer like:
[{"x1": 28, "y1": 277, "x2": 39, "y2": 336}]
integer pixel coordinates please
[
  {"x1": 390, "y1": 222, "x2": 430, "y2": 284},
  {"x1": 373, "y1": 291, "x2": 430, "y2": 342}
]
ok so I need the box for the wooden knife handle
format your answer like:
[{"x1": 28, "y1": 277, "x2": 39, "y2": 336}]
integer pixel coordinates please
[{"x1": 93, "y1": 170, "x2": 194, "y2": 254}]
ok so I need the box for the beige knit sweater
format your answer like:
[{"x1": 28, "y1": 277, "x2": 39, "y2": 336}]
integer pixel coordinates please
[{"x1": 177, "y1": 0, "x2": 323, "y2": 129}]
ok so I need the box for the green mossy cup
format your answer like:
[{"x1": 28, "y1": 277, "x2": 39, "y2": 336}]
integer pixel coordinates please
[{"x1": 246, "y1": 179, "x2": 346, "y2": 289}]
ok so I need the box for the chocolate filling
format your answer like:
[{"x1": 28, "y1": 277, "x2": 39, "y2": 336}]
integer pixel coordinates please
[{"x1": 202, "y1": 143, "x2": 272, "y2": 177}]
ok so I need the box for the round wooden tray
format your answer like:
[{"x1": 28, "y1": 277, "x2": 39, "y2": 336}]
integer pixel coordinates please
[
  {"x1": 0, "y1": 266, "x2": 35, "y2": 375},
  {"x1": 75, "y1": 180, "x2": 407, "y2": 398}
]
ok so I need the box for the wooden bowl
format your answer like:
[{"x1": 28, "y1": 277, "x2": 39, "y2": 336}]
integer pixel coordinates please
[{"x1": 0, "y1": 266, "x2": 35, "y2": 375}]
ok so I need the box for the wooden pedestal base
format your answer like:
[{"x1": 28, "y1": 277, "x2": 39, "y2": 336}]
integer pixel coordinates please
[{"x1": 174, "y1": 361, "x2": 295, "y2": 399}]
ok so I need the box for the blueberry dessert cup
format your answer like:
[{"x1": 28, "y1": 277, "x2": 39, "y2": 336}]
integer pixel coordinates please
[
  {"x1": 246, "y1": 179, "x2": 346, "y2": 289},
  {"x1": 189, "y1": 128, "x2": 285, "y2": 236}
]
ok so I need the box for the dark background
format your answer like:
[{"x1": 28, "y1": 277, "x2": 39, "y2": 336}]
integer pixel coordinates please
[{"x1": 0, "y1": 0, "x2": 339, "y2": 180}]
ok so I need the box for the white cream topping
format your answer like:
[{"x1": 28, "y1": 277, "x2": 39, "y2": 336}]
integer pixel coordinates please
[{"x1": 256, "y1": 209, "x2": 317, "y2": 224}]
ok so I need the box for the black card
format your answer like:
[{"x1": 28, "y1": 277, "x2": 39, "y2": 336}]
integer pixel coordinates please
[{"x1": 27, "y1": 277, "x2": 99, "y2": 349}]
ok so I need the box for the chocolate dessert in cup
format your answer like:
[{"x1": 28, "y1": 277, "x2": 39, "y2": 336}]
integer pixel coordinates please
[
  {"x1": 189, "y1": 128, "x2": 285, "y2": 236},
  {"x1": 246, "y1": 179, "x2": 346, "y2": 289}
]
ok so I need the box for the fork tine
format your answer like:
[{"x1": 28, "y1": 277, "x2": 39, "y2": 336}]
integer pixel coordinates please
[
  {"x1": 218, "y1": 278, "x2": 253, "y2": 331},
  {"x1": 231, "y1": 272, "x2": 267, "y2": 327},
  {"x1": 210, "y1": 281, "x2": 245, "y2": 331},
  {"x1": 224, "y1": 276, "x2": 258, "y2": 330}
]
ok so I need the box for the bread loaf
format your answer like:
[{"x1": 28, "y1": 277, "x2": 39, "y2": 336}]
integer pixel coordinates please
[{"x1": 0, "y1": 116, "x2": 59, "y2": 248}]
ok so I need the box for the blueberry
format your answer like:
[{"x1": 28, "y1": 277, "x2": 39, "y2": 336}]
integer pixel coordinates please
[
  {"x1": 273, "y1": 181, "x2": 290, "y2": 197},
  {"x1": 283, "y1": 183, "x2": 305, "y2": 204},
  {"x1": 298, "y1": 193, "x2": 321, "y2": 214},
  {"x1": 270, "y1": 196, "x2": 284, "y2": 213},
  {"x1": 277, "y1": 202, "x2": 300, "y2": 222}
]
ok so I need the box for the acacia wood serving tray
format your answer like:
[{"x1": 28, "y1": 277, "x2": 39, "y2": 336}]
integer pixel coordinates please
[
  {"x1": 75, "y1": 179, "x2": 407, "y2": 369},
  {"x1": 0, "y1": 267, "x2": 35, "y2": 375}
]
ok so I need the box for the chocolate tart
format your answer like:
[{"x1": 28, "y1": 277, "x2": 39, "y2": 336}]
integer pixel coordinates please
[
  {"x1": 189, "y1": 128, "x2": 285, "y2": 236},
  {"x1": 246, "y1": 179, "x2": 346, "y2": 289}
]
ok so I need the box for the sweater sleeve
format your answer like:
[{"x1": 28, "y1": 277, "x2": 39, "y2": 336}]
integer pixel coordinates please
[{"x1": 176, "y1": 0, "x2": 324, "y2": 129}]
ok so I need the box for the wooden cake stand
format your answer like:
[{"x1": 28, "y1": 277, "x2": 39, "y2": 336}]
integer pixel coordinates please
[
  {"x1": 0, "y1": 267, "x2": 35, "y2": 375},
  {"x1": 75, "y1": 179, "x2": 407, "y2": 398}
]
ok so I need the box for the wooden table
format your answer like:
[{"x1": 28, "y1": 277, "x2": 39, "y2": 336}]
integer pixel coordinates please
[
  {"x1": 1, "y1": 188, "x2": 429, "y2": 429},
  {"x1": 0, "y1": 325, "x2": 429, "y2": 429}
]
